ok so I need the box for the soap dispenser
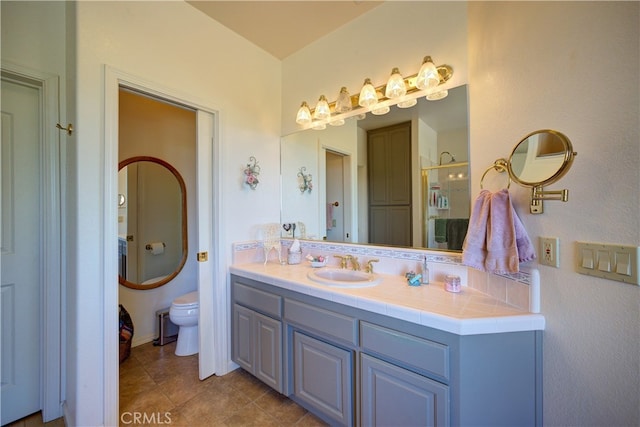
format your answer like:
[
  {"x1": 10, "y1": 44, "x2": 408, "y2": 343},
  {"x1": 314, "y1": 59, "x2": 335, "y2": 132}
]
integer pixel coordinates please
[{"x1": 421, "y1": 256, "x2": 430, "y2": 285}]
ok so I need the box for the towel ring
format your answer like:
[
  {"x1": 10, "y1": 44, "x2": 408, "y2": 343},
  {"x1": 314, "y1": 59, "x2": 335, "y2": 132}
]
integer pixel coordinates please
[{"x1": 480, "y1": 158, "x2": 510, "y2": 189}]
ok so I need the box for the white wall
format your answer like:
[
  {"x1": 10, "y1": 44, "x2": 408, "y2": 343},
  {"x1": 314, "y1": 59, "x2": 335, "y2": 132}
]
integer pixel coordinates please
[
  {"x1": 70, "y1": 1, "x2": 281, "y2": 425},
  {"x1": 284, "y1": 1, "x2": 639, "y2": 426},
  {"x1": 468, "y1": 2, "x2": 639, "y2": 425}
]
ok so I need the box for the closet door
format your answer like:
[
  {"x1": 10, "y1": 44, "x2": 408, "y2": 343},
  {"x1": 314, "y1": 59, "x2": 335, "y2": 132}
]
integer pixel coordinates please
[{"x1": 367, "y1": 122, "x2": 412, "y2": 245}]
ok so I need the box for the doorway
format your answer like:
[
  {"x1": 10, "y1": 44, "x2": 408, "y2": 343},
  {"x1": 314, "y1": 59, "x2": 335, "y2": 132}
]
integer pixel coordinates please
[
  {"x1": 321, "y1": 148, "x2": 353, "y2": 243},
  {"x1": 105, "y1": 67, "x2": 221, "y2": 425},
  {"x1": 325, "y1": 151, "x2": 345, "y2": 242}
]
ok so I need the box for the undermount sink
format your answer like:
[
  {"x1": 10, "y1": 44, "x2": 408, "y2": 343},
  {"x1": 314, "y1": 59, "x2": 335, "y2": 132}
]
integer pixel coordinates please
[{"x1": 307, "y1": 268, "x2": 381, "y2": 288}]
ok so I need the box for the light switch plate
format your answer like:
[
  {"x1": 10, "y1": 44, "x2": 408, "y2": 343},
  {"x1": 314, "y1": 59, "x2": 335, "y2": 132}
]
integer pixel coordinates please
[{"x1": 576, "y1": 241, "x2": 639, "y2": 285}]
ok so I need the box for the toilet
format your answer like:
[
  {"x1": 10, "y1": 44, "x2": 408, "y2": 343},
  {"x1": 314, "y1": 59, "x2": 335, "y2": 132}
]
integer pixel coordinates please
[{"x1": 169, "y1": 291, "x2": 199, "y2": 356}]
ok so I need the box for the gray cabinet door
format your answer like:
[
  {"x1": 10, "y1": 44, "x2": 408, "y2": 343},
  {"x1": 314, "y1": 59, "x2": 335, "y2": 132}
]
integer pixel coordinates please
[
  {"x1": 232, "y1": 303, "x2": 254, "y2": 372},
  {"x1": 293, "y1": 331, "x2": 353, "y2": 426},
  {"x1": 232, "y1": 303, "x2": 283, "y2": 392},
  {"x1": 361, "y1": 354, "x2": 449, "y2": 427},
  {"x1": 254, "y1": 311, "x2": 282, "y2": 391}
]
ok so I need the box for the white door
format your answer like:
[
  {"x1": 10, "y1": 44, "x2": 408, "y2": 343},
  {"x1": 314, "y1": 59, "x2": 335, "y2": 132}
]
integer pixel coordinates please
[
  {"x1": 1, "y1": 78, "x2": 42, "y2": 424},
  {"x1": 325, "y1": 151, "x2": 344, "y2": 242},
  {"x1": 196, "y1": 110, "x2": 215, "y2": 380}
]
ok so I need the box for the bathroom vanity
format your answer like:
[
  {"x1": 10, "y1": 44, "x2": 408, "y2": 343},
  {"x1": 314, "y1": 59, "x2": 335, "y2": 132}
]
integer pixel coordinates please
[{"x1": 230, "y1": 263, "x2": 543, "y2": 427}]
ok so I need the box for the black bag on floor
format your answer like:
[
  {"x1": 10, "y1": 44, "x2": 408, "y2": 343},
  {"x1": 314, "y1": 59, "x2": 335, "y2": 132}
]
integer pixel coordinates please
[{"x1": 119, "y1": 304, "x2": 134, "y2": 363}]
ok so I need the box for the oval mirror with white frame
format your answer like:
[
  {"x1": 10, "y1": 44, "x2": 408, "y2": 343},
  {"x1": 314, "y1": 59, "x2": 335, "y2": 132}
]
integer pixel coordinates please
[
  {"x1": 118, "y1": 156, "x2": 188, "y2": 290},
  {"x1": 507, "y1": 129, "x2": 577, "y2": 214}
]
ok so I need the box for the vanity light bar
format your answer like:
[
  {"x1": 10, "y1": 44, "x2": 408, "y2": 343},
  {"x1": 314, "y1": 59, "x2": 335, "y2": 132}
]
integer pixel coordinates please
[{"x1": 297, "y1": 61, "x2": 453, "y2": 130}]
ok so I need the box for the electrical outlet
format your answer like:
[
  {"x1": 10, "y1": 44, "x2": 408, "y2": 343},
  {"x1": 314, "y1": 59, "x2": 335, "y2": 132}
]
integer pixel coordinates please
[{"x1": 540, "y1": 237, "x2": 560, "y2": 267}]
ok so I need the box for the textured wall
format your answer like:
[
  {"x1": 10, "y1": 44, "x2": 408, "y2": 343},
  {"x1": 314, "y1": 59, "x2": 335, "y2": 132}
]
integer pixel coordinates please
[{"x1": 468, "y1": 2, "x2": 639, "y2": 425}]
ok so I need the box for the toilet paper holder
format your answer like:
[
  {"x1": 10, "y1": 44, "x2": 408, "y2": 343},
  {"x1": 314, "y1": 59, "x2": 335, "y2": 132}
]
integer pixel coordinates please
[{"x1": 145, "y1": 242, "x2": 166, "y2": 250}]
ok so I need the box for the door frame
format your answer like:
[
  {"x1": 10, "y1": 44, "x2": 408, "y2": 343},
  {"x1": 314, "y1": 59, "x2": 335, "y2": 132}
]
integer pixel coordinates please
[
  {"x1": 104, "y1": 67, "x2": 223, "y2": 425},
  {"x1": 1, "y1": 62, "x2": 63, "y2": 422}
]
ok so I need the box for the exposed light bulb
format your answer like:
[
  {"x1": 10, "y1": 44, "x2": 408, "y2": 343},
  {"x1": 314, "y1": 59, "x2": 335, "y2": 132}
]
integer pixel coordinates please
[
  {"x1": 385, "y1": 68, "x2": 406, "y2": 99},
  {"x1": 426, "y1": 89, "x2": 448, "y2": 101},
  {"x1": 358, "y1": 78, "x2": 378, "y2": 108},
  {"x1": 313, "y1": 95, "x2": 330, "y2": 120},
  {"x1": 335, "y1": 87, "x2": 352, "y2": 113},
  {"x1": 415, "y1": 56, "x2": 440, "y2": 91},
  {"x1": 295, "y1": 101, "x2": 311, "y2": 125}
]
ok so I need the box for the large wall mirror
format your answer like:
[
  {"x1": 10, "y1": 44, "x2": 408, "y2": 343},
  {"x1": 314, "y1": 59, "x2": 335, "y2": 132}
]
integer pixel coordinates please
[
  {"x1": 118, "y1": 156, "x2": 188, "y2": 289},
  {"x1": 281, "y1": 84, "x2": 470, "y2": 251}
]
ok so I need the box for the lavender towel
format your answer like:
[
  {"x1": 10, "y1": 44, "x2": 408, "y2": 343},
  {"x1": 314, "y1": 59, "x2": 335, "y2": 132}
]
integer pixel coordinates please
[
  {"x1": 462, "y1": 190, "x2": 491, "y2": 271},
  {"x1": 485, "y1": 190, "x2": 520, "y2": 273},
  {"x1": 326, "y1": 203, "x2": 334, "y2": 230},
  {"x1": 463, "y1": 189, "x2": 536, "y2": 274}
]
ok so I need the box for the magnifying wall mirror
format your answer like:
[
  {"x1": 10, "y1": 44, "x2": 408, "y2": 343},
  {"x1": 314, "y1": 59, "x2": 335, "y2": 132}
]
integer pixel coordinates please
[
  {"x1": 118, "y1": 156, "x2": 188, "y2": 289},
  {"x1": 508, "y1": 129, "x2": 575, "y2": 187},
  {"x1": 507, "y1": 129, "x2": 577, "y2": 214}
]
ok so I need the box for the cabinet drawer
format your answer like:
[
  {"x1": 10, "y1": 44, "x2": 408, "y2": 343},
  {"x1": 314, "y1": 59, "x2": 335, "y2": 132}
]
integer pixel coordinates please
[
  {"x1": 361, "y1": 322, "x2": 449, "y2": 381},
  {"x1": 285, "y1": 299, "x2": 357, "y2": 345},
  {"x1": 234, "y1": 282, "x2": 282, "y2": 318}
]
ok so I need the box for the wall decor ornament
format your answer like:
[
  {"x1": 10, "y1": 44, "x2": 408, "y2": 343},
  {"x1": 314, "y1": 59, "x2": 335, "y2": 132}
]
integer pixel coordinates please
[
  {"x1": 298, "y1": 167, "x2": 313, "y2": 193},
  {"x1": 243, "y1": 156, "x2": 260, "y2": 190}
]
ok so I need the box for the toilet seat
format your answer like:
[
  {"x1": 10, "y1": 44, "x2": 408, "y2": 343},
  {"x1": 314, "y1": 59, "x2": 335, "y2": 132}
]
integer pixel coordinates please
[{"x1": 171, "y1": 291, "x2": 198, "y2": 309}]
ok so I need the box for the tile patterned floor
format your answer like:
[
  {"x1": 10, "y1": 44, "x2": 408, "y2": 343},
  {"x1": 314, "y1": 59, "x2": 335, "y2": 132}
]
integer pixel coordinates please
[
  {"x1": 119, "y1": 341, "x2": 328, "y2": 426},
  {"x1": 4, "y1": 412, "x2": 64, "y2": 427}
]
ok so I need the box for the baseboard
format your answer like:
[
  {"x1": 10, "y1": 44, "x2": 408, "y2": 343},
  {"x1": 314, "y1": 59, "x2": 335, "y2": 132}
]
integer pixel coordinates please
[
  {"x1": 62, "y1": 400, "x2": 73, "y2": 427},
  {"x1": 131, "y1": 333, "x2": 156, "y2": 348}
]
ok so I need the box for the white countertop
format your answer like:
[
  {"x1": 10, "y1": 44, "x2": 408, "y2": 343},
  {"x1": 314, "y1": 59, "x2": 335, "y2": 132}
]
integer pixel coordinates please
[{"x1": 230, "y1": 262, "x2": 545, "y2": 336}]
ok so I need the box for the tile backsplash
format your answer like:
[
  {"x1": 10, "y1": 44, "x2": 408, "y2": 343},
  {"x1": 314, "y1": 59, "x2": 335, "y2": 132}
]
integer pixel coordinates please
[{"x1": 232, "y1": 239, "x2": 538, "y2": 313}]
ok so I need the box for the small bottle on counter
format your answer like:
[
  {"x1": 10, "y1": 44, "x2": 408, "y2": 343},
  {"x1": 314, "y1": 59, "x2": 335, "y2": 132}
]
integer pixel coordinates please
[
  {"x1": 444, "y1": 275, "x2": 461, "y2": 293},
  {"x1": 421, "y1": 257, "x2": 430, "y2": 285}
]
